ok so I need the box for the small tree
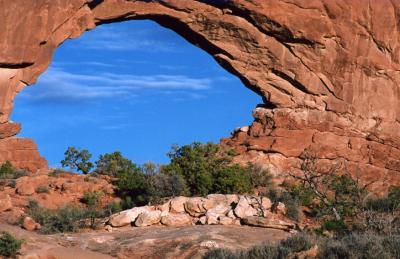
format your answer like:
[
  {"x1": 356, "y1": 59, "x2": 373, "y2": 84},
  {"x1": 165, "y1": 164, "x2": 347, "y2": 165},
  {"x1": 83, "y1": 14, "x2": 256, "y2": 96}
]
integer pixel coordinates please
[
  {"x1": 95, "y1": 151, "x2": 138, "y2": 176},
  {"x1": 288, "y1": 156, "x2": 370, "y2": 221},
  {"x1": 61, "y1": 147, "x2": 93, "y2": 174}
]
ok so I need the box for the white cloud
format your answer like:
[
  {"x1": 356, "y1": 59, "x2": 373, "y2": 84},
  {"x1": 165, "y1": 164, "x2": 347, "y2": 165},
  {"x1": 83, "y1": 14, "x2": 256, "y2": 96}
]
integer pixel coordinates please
[
  {"x1": 20, "y1": 67, "x2": 212, "y2": 103},
  {"x1": 71, "y1": 24, "x2": 180, "y2": 52}
]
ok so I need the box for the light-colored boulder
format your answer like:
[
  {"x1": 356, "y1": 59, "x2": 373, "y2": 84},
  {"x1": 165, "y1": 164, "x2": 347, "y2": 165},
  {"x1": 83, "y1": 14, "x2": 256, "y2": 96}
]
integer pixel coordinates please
[
  {"x1": 207, "y1": 204, "x2": 230, "y2": 216},
  {"x1": 109, "y1": 206, "x2": 154, "y2": 227},
  {"x1": 219, "y1": 216, "x2": 234, "y2": 225},
  {"x1": 157, "y1": 201, "x2": 170, "y2": 217},
  {"x1": 206, "y1": 212, "x2": 219, "y2": 225},
  {"x1": 184, "y1": 197, "x2": 206, "y2": 217},
  {"x1": 135, "y1": 210, "x2": 162, "y2": 227},
  {"x1": 0, "y1": 193, "x2": 12, "y2": 212},
  {"x1": 234, "y1": 196, "x2": 258, "y2": 218},
  {"x1": 161, "y1": 213, "x2": 193, "y2": 227},
  {"x1": 242, "y1": 216, "x2": 295, "y2": 231},
  {"x1": 227, "y1": 209, "x2": 236, "y2": 219},
  {"x1": 199, "y1": 216, "x2": 207, "y2": 225},
  {"x1": 170, "y1": 196, "x2": 188, "y2": 213},
  {"x1": 261, "y1": 197, "x2": 272, "y2": 210},
  {"x1": 275, "y1": 202, "x2": 286, "y2": 215}
]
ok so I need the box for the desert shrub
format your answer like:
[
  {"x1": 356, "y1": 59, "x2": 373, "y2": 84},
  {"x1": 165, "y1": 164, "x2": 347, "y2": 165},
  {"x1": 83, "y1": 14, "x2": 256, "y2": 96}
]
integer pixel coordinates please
[
  {"x1": 95, "y1": 151, "x2": 138, "y2": 176},
  {"x1": 247, "y1": 163, "x2": 274, "y2": 189},
  {"x1": 318, "y1": 234, "x2": 394, "y2": 259},
  {"x1": 268, "y1": 190, "x2": 300, "y2": 221},
  {"x1": 162, "y1": 142, "x2": 255, "y2": 196},
  {"x1": 288, "y1": 157, "x2": 368, "y2": 223},
  {"x1": 280, "y1": 232, "x2": 313, "y2": 253},
  {"x1": 116, "y1": 168, "x2": 149, "y2": 207},
  {"x1": 366, "y1": 186, "x2": 400, "y2": 213},
  {"x1": 26, "y1": 201, "x2": 92, "y2": 234},
  {"x1": 212, "y1": 164, "x2": 252, "y2": 194},
  {"x1": 61, "y1": 147, "x2": 93, "y2": 174},
  {"x1": 204, "y1": 233, "x2": 314, "y2": 259},
  {"x1": 147, "y1": 173, "x2": 187, "y2": 203},
  {"x1": 0, "y1": 161, "x2": 28, "y2": 179},
  {"x1": 322, "y1": 220, "x2": 348, "y2": 233},
  {"x1": 0, "y1": 232, "x2": 23, "y2": 258},
  {"x1": 35, "y1": 185, "x2": 49, "y2": 193},
  {"x1": 382, "y1": 235, "x2": 400, "y2": 259},
  {"x1": 104, "y1": 202, "x2": 122, "y2": 216},
  {"x1": 81, "y1": 190, "x2": 103, "y2": 207}
]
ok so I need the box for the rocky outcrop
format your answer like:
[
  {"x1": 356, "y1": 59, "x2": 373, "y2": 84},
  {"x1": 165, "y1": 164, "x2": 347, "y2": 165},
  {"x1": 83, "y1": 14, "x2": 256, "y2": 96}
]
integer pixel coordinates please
[
  {"x1": 0, "y1": 0, "x2": 399, "y2": 188},
  {"x1": 107, "y1": 194, "x2": 296, "y2": 232}
]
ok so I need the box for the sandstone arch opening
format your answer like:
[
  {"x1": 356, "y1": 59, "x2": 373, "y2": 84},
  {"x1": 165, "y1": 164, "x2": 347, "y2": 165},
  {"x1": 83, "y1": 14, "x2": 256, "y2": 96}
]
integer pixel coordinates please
[
  {"x1": 1, "y1": 0, "x2": 399, "y2": 192},
  {"x1": 11, "y1": 19, "x2": 262, "y2": 167}
]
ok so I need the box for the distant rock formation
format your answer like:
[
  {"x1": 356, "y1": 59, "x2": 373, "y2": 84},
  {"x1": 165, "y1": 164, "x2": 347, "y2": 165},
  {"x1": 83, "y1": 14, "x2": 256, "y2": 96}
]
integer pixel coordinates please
[{"x1": 0, "y1": 1, "x2": 398, "y2": 190}]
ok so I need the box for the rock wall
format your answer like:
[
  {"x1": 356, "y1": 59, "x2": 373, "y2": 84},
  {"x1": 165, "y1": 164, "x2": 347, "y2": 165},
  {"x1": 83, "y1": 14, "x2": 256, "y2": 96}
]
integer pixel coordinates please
[{"x1": 0, "y1": 0, "x2": 399, "y2": 188}]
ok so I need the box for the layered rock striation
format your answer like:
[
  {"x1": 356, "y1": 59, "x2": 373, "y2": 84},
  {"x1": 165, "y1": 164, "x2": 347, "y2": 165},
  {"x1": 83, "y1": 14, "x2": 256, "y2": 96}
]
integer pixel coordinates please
[{"x1": 0, "y1": 0, "x2": 399, "y2": 188}]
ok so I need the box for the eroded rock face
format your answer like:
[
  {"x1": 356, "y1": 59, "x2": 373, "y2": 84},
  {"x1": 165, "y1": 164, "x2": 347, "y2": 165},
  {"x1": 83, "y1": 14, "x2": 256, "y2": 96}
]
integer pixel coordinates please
[{"x1": 0, "y1": 0, "x2": 399, "y2": 189}]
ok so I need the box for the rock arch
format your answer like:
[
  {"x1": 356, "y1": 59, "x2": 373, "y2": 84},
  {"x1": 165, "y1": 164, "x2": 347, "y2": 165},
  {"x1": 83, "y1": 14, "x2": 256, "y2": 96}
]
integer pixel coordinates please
[{"x1": 0, "y1": 0, "x2": 399, "y2": 190}]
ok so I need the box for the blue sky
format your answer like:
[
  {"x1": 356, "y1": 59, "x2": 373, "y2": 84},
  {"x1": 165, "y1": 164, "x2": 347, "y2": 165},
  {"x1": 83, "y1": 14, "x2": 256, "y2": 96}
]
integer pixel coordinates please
[{"x1": 12, "y1": 20, "x2": 261, "y2": 168}]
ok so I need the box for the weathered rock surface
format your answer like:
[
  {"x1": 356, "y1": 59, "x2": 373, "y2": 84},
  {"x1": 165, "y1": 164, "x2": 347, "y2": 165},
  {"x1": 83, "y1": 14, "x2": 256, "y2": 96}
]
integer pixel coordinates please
[
  {"x1": 0, "y1": 223, "x2": 290, "y2": 259},
  {"x1": 0, "y1": 193, "x2": 12, "y2": 212},
  {"x1": 0, "y1": 0, "x2": 399, "y2": 190}
]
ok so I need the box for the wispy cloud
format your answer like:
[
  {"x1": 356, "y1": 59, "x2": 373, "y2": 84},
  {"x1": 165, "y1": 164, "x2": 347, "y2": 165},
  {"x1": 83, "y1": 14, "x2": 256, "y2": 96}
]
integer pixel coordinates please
[
  {"x1": 20, "y1": 67, "x2": 212, "y2": 103},
  {"x1": 71, "y1": 23, "x2": 180, "y2": 52}
]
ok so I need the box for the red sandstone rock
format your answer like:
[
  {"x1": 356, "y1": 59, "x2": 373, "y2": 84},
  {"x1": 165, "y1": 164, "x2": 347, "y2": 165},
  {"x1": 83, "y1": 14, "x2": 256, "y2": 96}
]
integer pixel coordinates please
[
  {"x1": 0, "y1": 0, "x2": 398, "y2": 192},
  {"x1": 22, "y1": 216, "x2": 40, "y2": 231}
]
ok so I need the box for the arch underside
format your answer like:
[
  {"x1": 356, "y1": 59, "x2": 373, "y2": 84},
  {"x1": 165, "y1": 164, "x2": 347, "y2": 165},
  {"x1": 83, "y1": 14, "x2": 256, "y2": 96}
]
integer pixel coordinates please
[{"x1": 0, "y1": 0, "x2": 399, "y2": 193}]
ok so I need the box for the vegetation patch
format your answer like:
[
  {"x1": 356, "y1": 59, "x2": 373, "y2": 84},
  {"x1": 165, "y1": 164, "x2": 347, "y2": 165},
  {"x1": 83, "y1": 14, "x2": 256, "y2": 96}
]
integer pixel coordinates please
[{"x1": 0, "y1": 232, "x2": 23, "y2": 258}]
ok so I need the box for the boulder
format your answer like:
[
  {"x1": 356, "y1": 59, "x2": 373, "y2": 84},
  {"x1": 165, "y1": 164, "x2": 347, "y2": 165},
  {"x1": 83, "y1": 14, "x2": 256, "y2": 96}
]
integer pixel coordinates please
[
  {"x1": 206, "y1": 204, "x2": 230, "y2": 217},
  {"x1": 23, "y1": 216, "x2": 40, "y2": 231},
  {"x1": 184, "y1": 197, "x2": 206, "y2": 217},
  {"x1": 242, "y1": 216, "x2": 295, "y2": 231},
  {"x1": 206, "y1": 212, "x2": 219, "y2": 225},
  {"x1": 219, "y1": 216, "x2": 235, "y2": 225},
  {"x1": 161, "y1": 213, "x2": 193, "y2": 227},
  {"x1": 234, "y1": 196, "x2": 258, "y2": 219},
  {"x1": 0, "y1": 193, "x2": 12, "y2": 212},
  {"x1": 170, "y1": 196, "x2": 188, "y2": 213},
  {"x1": 157, "y1": 201, "x2": 170, "y2": 217},
  {"x1": 135, "y1": 210, "x2": 162, "y2": 227},
  {"x1": 109, "y1": 206, "x2": 154, "y2": 227},
  {"x1": 274, "y1": 202, "x2": 286, "y2": 215}
]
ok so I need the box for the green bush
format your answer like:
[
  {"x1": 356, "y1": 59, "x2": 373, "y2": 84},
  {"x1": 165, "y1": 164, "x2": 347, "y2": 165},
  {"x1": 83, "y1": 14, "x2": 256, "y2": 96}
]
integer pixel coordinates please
[
  {"x1": 26, "y1": 201, "x2": 92, "y2": 234},
  {"x1": 0, "y1": 161, "x2": 28, "y2": 179},
  {"x1": 61, "y1": 147, "x2": 93, "y2": 174},
  {"x1": 322, "y1": 220, "x2": 348, "y2": 233},
  {"x1": 116, "y1": 169, "x2": 149, "y2": 207},
  {"x1": 95, "y1": 151, "x2": 139, "y2": 176},
  {"x1": 213, "y1": 164, "x2": 252, "y2": 194},
  {"x1": 81, "y1": 191, "x2": 103, "y2": 207},
  {"x1": 162, "y1": 142, "x2": 254, "y2": 196},
  {"x1": 0, "y1": 232, "x2": 23, "y2": 258}
]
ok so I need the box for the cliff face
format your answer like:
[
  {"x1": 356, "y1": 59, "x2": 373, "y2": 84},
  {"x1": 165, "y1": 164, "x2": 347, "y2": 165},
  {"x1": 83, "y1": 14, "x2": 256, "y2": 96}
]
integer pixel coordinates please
[{"x1": 0, "y1": 0, "x2": 399, "y2": 189}]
